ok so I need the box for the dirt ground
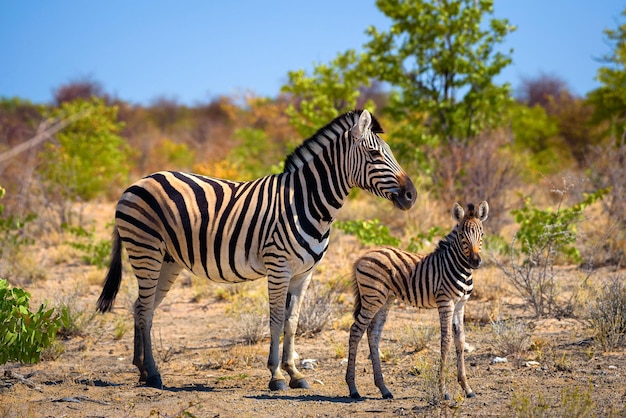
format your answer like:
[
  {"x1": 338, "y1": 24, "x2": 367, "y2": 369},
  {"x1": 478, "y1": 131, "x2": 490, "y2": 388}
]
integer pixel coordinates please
[{"x1": 1, "y1": 204, "x2": 625, "y2": 417}]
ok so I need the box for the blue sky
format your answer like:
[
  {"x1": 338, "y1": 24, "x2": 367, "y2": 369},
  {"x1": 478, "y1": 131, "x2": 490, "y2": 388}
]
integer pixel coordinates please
[{"x1": 1, "y1": 1, "x2": 623, "y2": 105}]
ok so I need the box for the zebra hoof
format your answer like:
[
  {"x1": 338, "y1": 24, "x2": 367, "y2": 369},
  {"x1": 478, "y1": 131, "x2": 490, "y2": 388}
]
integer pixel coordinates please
[
  {"x1": 466, "y1": 391, "x2": 476, "y2": 398},
  {"x1": 289, "y1": 377, "x2": 310, "y2": 389},
  {"x1": 145, "y1": 374, "x2": 163, "y2": 389},
  {"x1": 350, "y1": 391, "x2": 362, "y2": 399},
  {"x1": 269, "y1": 379, "x2": 288, "y2": 391},
  {"x1": 382, "y1": 392, "x2": 394, "y2": 400}
]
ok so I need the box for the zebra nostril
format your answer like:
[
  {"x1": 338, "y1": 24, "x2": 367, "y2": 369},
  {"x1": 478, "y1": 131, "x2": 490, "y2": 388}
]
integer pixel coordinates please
[{"x1": 405, "y1": 191, "x2": 413, "y2": 201}]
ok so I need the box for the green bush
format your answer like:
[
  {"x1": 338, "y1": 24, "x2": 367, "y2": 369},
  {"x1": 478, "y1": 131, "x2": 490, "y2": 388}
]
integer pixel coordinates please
[
  {"x1": 38, "y1": 98, "x2": 131, "y2": 202},
  {"x1": 406, "y1": 226, "x2": 444, "y2": 253},
  {"x1": 511, "y1": 188, "x2": 607, "y2": 264},
  {"x1": 0, "y1": 279, "x2": 66, "y2": 364},
  {"x1": 497, "y1": 187, "x2": 608, "y2": 317},
  {"x1": 62, "y1": 223, "x2": 111, "y2": 268},
  {"x1": 334, "y1": 218, "x2": 400, "y2": 247}
]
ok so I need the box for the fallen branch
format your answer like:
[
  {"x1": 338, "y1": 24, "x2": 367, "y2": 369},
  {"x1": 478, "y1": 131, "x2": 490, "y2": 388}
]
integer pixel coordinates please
[
  {"x1": 3, "y1": 370, "x2": 42, "y2": 392},
  {"x1": 0, "y1": 109, "x2": 91, "y2": 164}
]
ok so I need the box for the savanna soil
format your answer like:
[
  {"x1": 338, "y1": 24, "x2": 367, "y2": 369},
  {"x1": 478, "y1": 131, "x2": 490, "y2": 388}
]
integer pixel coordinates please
[{"x1": 1, "y1": 204, "x2": 625, "y2": 418}]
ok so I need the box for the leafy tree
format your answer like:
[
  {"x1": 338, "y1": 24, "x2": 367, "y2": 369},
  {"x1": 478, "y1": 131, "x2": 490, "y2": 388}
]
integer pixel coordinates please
[
  {"x1": 587, "y1": 6, "x2": 626, "y2": 141},
  {"x1": 152, "y1": 138, "x2": 196, "y2": 170},
  {"x1": 282, "y1": 50, "x2": 376, "y2": 138},
  {"x1": 228, "y1": 127, "x2": 284, "y2": 180},
  {"x1": 507, "y1": 102, "x2": 571, "y2": 177},
  {"x1": 363, "y1": 0, "x2": 515, "y2": 150},
  {"x1": 517, "y1": 74, "x2": 603, "y2": 167},
  {"x1": 38, "y1": 98, "x2": 131, "y2": 203},
  {"x1": 546, "y1": 92, "x2": 602, "y2": 166}
]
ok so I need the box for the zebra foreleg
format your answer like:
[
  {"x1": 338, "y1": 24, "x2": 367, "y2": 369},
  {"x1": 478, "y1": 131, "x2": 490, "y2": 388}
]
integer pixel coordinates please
[
  {"x1": 267, "y1": 277, "x2": 289, "y2": 391},
  {"x1": 367, "y1": 301, "x2": 393, "y2": 399},
  {"x1": 281, "y1": 272, "x2": 312, "y2": 389},
  {"x1": 453, "y1": 301, "x2": 475, "y2": 398},
  {"x1": 438, "y1": 304, "x2": 454, "y2": 401}
]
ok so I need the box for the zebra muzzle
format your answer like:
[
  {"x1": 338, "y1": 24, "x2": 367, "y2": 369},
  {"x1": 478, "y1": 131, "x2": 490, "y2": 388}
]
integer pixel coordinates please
[
  {"x1": 391, "y1": 174, "x2": 417, "y2": 211},
  {"x1": 469, "y1": 253, "x2": 482, "y2": 269}
]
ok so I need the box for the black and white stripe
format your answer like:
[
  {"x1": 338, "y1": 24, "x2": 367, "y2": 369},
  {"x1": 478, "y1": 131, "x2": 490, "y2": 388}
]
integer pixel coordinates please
[
  {"x1": 346, "y1": 201, "x2": 488, "y2": 400},
  {"x1": 97, "y1": 109, "x2": 417, "y2": 390}
]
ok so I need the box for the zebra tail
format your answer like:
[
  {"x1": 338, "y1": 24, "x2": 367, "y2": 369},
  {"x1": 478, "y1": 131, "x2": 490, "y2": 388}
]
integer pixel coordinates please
[{"x1": 96, "y1": 227, "x2": 123, "y2": 313}]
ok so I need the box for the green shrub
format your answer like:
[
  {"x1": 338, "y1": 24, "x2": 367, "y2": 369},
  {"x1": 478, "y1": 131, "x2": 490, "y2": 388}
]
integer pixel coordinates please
[
  {"x1": 497, "y1": 187, "x2": 608, "y2": 317},
  {"x1": 0, "y1": 279, "x2": 66, "y2": 364},
  {"x1": 55, "y1": 299, "x2": 97, "y2": 339},
  {"x1": 334, "y1": 218, "x2": 400, "y2": 247},
  {"x1": 62, "y1": 223, "x2": 112, "y2": 268},
  {"x1": 406, "y1": 226, "x2": 444, "y2": 253},
  {"x1": 510, "y1": 189, "x2": 607, "y2": 264},
  {"x1": 38, "y1": 98, "x2": 131, "y2": 202}
]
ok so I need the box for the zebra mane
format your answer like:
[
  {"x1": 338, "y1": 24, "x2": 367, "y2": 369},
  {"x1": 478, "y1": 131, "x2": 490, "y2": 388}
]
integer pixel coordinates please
[
  {"x1": 283, "y1": 110, "x2": 384, "y2": 173},
  {"x1": 434, "y1": 226, "x2": 458, "y2": 253},
  {"x1": 465, "y1": 203, "x2": 476, "y2": 218}
]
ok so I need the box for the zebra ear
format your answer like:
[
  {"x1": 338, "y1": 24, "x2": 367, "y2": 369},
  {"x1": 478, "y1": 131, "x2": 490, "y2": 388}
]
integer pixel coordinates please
[
  {"x1": 477, "y1": 201, "x2": 489, "y2": 221},
  {"x1": 452, "y1": 202, "x2": 464, "y2": 223},
  {"x1": 352, "y1": 110, "x2": 372, "y2": 139}
]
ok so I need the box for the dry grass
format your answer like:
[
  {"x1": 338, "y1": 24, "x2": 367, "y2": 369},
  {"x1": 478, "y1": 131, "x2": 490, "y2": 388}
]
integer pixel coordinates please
[{"x1": 488, "y1": 319, "x2": 532, "y2": 361}]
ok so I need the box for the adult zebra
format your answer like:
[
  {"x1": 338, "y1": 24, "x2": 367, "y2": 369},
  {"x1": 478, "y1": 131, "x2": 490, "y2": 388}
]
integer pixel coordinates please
[
  {"x1": 97, "y1": 109, "x2": 416, "y2": 390},
  {"x1": 346, "y1": 201, "x2": 488, "y2": 400}
]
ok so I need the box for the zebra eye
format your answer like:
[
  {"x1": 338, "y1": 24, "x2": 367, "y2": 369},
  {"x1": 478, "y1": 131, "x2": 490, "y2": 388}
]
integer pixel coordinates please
[{"x1": 368, "y1": 149, "x2": 384, "y2": 160}]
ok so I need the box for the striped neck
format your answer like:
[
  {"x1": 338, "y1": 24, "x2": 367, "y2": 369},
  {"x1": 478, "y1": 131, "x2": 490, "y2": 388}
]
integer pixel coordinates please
[
  {"x1": 435, "y1": 227, "x2": 474, "y2": 274},
  {"x1": 282, "y1": 112, "x2": 363, "y2": 213}
]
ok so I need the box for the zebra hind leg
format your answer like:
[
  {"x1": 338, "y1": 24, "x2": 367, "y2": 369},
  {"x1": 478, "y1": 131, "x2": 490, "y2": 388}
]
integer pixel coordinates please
[
  {"x1": 346, "y1": 320, "x2": 368, "y2": 399},
  {"x1": 281, "y1": 273, "x2": 312, "y2": 390},
  {"x1": 133, "y1": 296, "x2": 161, "y2": 388},
  {"x1": 366, "y1": 301, "x2": 393, "y2": 399},
  {"x1": 131, "y1": 251, "x2": 182, "y2": 389}
]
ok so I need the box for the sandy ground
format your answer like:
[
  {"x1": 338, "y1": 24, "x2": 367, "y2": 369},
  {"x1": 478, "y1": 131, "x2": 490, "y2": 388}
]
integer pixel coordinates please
[{"x1": 1, "y1": 203, "x2": 625, "y2": 417}]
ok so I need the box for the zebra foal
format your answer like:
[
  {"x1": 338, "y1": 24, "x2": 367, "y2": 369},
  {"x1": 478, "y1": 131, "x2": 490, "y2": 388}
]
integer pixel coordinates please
[
  {"x1": 346, "y1": 201, "x2": 488, "y2": 400},
  {"x1": 96, "y1": 110, "x2": 417, "y2": 390}
]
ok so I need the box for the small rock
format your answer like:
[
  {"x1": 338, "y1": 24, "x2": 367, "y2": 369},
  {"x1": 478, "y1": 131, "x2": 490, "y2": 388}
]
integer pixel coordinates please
[
  {"x1": 300, "y1": 359, "x2": 317, "y2": 370},
  {"x1": 464, "y1": 343, "x2": 476, "y2": 353},
  {"x1": 608, "y1": 365, "x2": 618, "y2": 370},
  {"x1": 491, "y1": 357, "x2": 508, "y2": 364},
  {"x1": 525, "y1": 361, "x2": 540, "y2": 367},
  {"x1": 340, "y1": 359, "x2": 348, "y2": 366}
]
